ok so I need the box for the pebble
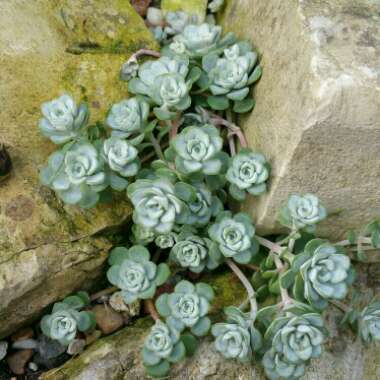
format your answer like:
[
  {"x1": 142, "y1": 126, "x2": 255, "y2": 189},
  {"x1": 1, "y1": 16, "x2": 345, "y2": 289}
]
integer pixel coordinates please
[
  {"x1": 28, "y1": 362, "x2": 38, "y2": 372},
  {"x1": 67, "y1": 339, "x2": 86, "y2": 356},
  {"x1": 92, "y1": 305, "x2": 124, "y2": 335},
  {"x1": 131, "y1": 0, "x2": 152, "y2": 16},
  {"x1": 7, "y1": 349, "x2": 33, "y2": 375},
  {"x1": 0, "y1": 341, "x2": 8, "y2": 360}
]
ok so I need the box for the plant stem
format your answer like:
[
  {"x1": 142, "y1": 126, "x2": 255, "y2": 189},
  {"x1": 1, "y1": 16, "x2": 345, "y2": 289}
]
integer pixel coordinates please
[
  {"x1": 168, "y1": 115, "x2": 182, "y2": 140},
  {"x1": 90, "y1": 286, "x2": 118, "y2": 301},
  {"x1": 256, "y1": 236, "x2": 285, "y2": 255},
  {"x1": 241, "y1": 263, "x2": 260, "y2": 271},
  {"x1": 273, "y1": 255, "x2": 293, "y2": 307},
  {"x1": 329, "y1": 300, "x2": 352, "y2": 313},
  {"x1": 335, "y1": 237, "x2": 372, "y2": 246},
  {"x1": 226, "y1": 259, "x2": 258, "y2": 321},
  {"x1": 130, "y1": 49, "x2": 161, "y2": 61},
  {"x1": 145, "y1": 299, "x2": 160, "y2": 321},
  {"x1": 149, "y1": 133, "x2": 165, "y2": 160}
]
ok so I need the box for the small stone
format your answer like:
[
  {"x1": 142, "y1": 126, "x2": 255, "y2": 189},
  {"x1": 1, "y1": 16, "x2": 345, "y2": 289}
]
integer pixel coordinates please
[
  {"x1": 67, "y1": 339, "x2": 86, "y2": 356},
  {"x1": 131, "y1": 0, "x2": 152, "y2": 17},
  {"x1": 11, "y1": 327, "x2": 34, "y2": 342},
  {"x1": 37, "y1": 335, "x2": 66, "y2": 360},
  {"x1": 0, "y1": 341, "x2": 8, "y2": 361},
  {"x1": 7, "y1": 349, "x2": 33, "y2": 375},
  {"x1": 28, "y1": 362, "x2": 38, "y2": 372},
  {"x1": 92, "y1": 305, "x2": 124, "y2": 335}
]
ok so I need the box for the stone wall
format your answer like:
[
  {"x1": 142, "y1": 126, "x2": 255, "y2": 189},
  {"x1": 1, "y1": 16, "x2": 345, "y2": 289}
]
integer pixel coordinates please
[
  {"x1": 0, "y1": 0, "x2": 157, "y2": 338},
  {"x1": 221, "y1": 0, "x2": 380, "y2": 239}
]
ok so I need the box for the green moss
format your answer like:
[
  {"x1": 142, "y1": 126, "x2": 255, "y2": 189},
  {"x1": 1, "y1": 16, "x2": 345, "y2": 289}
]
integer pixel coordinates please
[
  {"x1": 55, "y1": 0, "x2": 158, "y2": 53},
  {"x1": 203, "y1": 271, "x2": 246, "y2": 315},
  {"x1": 161, "y1": 0, "x2": 208, "y2": 22}
]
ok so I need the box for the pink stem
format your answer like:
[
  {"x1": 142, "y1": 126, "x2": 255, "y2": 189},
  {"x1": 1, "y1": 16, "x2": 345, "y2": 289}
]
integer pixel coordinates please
[
  {"x1": 145, "y1": 299, "x2": 160, "y2": 321},
  {"x1": 132, "y1": 49, "x2": 161, "y2": 60}
]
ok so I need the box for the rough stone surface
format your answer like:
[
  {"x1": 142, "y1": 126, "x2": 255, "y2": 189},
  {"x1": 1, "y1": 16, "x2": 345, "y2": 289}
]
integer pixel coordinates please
[
  {"x1": 41, "y1": 269, "x2": 380, "y2": 380},
  {"x1": 221, "y1": 0, "x2": 380, "y2": 239},
  {"x1": 161, "y1": 0, "x2": 208, "y2": 22},
  {"x1": 0, "y1": 0, "x2": 157, "y2": 338}
]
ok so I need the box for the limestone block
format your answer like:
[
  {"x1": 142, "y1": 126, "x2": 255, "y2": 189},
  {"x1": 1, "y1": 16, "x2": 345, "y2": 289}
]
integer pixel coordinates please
[
  {"x1": 0, "y1": 0, "x2": 157, "y2": 338},
  {"x1": 221, "y1": 0, "x2": 380, "y2": 238}
]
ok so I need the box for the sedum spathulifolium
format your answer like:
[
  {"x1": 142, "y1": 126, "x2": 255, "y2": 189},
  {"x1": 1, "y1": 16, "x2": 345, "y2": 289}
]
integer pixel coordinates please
[
  {"x1": 41, "y1": 292, "x2": 95, "y2": 346},
  {"x1": 107, "y1": 246, "x2": 170, "y2": 304},
  {"x1": 36, "y1": 6, "x2": 379, "y2": 380},
  {"x1": 39, "y1": 94, "x2": 88, "y2": 144}
]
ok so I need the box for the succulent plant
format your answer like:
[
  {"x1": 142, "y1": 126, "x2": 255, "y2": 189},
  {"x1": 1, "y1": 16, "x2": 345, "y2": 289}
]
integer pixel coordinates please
[
  {"x1": 208, "y1": 0, "x2": 225, "y2": 13},
  {"x1": 103, "y1": 137, "x2": 140, "y2": 178},
  {"x1": 165, "y1": 11, "x2": 198, "y2": 36},
  {"x1": 169, "y1": 124, "x2": 227, "y2": 175},
  {"x1": 266, "y1": 313, "x2": 326, "y2": 364},
  {"x1": 262, "y1": 311, "x2": 326, "y2": 379},
  {"x1": 226, "y1": 148, "x2": 269, "y2": 200},
  {"x1": 41, "y1": 292, "x2": 94, "y2": 346},
  {"x1": 293, "y1": 239, "x2": 354, "y2": 309},
  {"x1": 155, "y1": 280, "x2": 214, "y2": 336},
  {"x1": 40, "y1": 143, "x2": 107, "y2": 208},
  {"x1": 170, "y1": 23, "x2": 235, "y2": 58},
  {"x1": 106, "y1": 97, "x2": 149, "y2": 139},
  {"x1": 208, "y1": 211, "x2": 259, "y2": 264},
  {"x1": 120, "y1": 58, "x2": 139, "y2": 81},
  {"x1": 131, "y1": 224, "x2": 156, "y2": 246},
  {"x1": 170, "y1": 234, "x2": 218, "y2": 273},
  {"x1": 107, "y1": 245, "x2": 170, "y2": 304},
  {"x1": 155, "y1": 232, "x2": 178, "y2": 249},
  {"x1": 203, "y1": 42, "x2": 258, "y2": 104},
  {"x1": 186, "y1": 182, "x2": 223, "y2": 227},
  {"x1": 279, "y1": 194, "x2": 327, "y2": 232},
  {"x1": 128, "y1": 56, "x2": 192, "y2": 119},
  {"x1": 39, "y1": 94, "x2": 88, "y2": 144},
  {"x1": 127, "y1": 178, "x2": 185, "y2": 234},
  {"x1": 262, "y1": 348, "x2": 306, "y2": 380},
  {"x1": 142, "y1": 320, "x2": 185, "y2": 377},
  {"x1": 212, "y1": 306, "x2": 256, "y2": 362},
  {"x1": 359, "y1": 301, "x2": 380, "y2": 343}
]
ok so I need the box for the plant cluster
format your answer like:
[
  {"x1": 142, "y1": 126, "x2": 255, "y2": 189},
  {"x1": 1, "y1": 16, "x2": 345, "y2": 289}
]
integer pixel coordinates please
[
  {"x1": 37, "y1": 1, "x2": 380, "y2": 379},
  {"x1": 41, "y1": 292, "x2": 95, "y2": 346}
]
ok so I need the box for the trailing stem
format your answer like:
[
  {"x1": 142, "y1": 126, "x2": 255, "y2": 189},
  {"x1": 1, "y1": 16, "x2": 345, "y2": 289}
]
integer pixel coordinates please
[
  {"x1": 256, "y1": 236, "x2": 285, "y2": 255},
  {"x1": 90, "y1": 286, "x2": 118, "y2": 302},
  {"x1": 129, "y1": 49, "x2": 161, "y2": 61},
  {"x1": 149, "y1": 133, "x2": 165, "y2": 160},
  {"x1": 145, "y1": 299, "x2": 160, "y2": 321},
  {"x1": 226, "y1": 259, "x2": 258, "y2": 321},
  {"x1": 329, "y1": 300, "x2": 352, "y2": 313},
  {"x1": 272, "y1": 255, "x2": 293, "y2": 307}
]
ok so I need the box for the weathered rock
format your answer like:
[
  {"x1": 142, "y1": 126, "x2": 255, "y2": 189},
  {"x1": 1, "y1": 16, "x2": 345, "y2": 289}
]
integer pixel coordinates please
[
  {"x1": 41, "y1": 268, "x2": 380, "y2": 380},
  {"x1": 0, "y1": 0, "x2": 157, "y2": 338},
  {"x1": 11, "y1": 327, "x2": 34, "y2": 342},
  {"x1": 221, "y1": 0, "x2": 380, "y2": 239},
  {"x1": 161, "y1": 0, "x2": 208, "y2": 22}
]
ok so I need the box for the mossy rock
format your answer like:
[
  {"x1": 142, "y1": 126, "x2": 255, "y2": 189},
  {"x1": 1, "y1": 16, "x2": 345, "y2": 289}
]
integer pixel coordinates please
[
  {"x1": 0, "y1": 0, "x2": 156, "y2": 338},
  {"x1": 53, "y1": 0, "x2": 158, "y2": 54},
  {"x1": 161, "y1": 0, "x2": 208, "y2": 22}
]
